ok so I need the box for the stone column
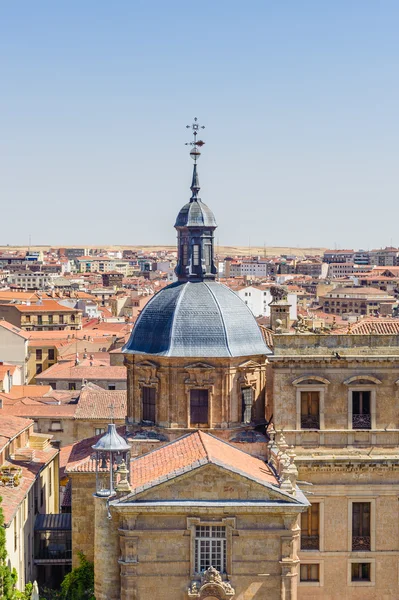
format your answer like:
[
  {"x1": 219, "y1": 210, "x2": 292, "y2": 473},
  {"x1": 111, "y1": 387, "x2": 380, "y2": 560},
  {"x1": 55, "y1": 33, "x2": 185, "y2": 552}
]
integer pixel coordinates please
[
  {"x1": 279, "y1": 515, "x2": 300, "y2": 600},
  {"x1": 94, "y1": 496, "x2": 121, "y2": 600}
]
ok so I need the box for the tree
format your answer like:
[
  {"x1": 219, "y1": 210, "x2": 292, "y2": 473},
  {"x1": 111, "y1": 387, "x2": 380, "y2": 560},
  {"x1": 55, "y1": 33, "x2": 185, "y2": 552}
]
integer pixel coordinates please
[
  {"x1": 0, "y1": 496, "x2": 18, "y2": 599},
  {"x1": 60, "y1": 553, "x2": 94, "y2": 600}
]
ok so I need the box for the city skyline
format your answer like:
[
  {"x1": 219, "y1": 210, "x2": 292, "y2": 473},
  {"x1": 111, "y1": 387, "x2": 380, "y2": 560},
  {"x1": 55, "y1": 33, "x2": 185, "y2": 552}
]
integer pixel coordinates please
[{"x1": 2, "y1": 1, "x2": 399, "y2": 248}]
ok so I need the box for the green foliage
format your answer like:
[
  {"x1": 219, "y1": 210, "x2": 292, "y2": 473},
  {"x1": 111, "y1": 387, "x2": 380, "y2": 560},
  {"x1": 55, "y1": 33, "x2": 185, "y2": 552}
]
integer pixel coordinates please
[
  {"x1": 0, "y1": 496, "x2": 18, "y2": 599},
  {"x1": 14, "y1": 582, "x2": 33, "y2": 599},
  {"x1": 59, "y1": 553, "x2": 94, "y2": 600}
]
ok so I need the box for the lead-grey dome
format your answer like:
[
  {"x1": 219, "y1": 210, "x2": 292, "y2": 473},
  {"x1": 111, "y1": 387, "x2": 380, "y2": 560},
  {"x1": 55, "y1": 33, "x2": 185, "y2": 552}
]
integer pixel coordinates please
[
  {"x1": 175, "y1": 199, "x2": 217, "y2": 228},
  {"x1": 123, "y1": 281, "x2": 271, "y2": 357}
]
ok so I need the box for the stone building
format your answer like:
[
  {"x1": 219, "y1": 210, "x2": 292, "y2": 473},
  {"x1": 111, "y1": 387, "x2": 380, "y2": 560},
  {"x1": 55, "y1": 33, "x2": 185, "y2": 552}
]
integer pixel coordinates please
[
  {"x1": 66, "y1": 129, "x2": 399, "y2": 600},
  {"x1": 66, "y1": 131, "x2": 309, "y2": 600},
  {"x1": 270, "y1": 332, "x2": 399, "y2": 598}
]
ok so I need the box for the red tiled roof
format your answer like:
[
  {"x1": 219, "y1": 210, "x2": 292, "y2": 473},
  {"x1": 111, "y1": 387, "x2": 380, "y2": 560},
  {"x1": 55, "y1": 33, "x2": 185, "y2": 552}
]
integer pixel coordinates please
[
  {"x1": 61, "y1": 480, "x2": 72, "y2": 508},
  {"x1": 0, "y1": 300, "x2": 79, "y2": 313},
  {"x1": 0, "y1": 446, "x2": 58, "y2": 525},
  {"x1": 35, "y1": 362, "x2": 126, "y2": 382},
  {"x1": 258, "y1": 325, "x2": 274, "y2": 349},
  {"x1": 8, "y1": 385, "x2": 53, "y2": 399},
  {"x1": 0, "y1": 416, "x2": 33, "y2": 451},
  {"x1": 0, "y1": 400, "x2": 76, "y2": 419},
  {"x1": 346, "y1": 319, "x2": 399, "y2": 335},
  {"x1": 74, "y1": 383, "x2": 126, "y2": 420},
  {"x1": 127, "y1": 431, "x2": 278, "y2": 495}
]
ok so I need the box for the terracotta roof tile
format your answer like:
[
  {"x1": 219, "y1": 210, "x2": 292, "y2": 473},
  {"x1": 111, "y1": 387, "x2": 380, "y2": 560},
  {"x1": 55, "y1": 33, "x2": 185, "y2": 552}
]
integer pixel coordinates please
[
  {"x1": 126, "y1": 431, "x2": 278, "y2": 494},
  {"x1": 74, "y1": 383, "x2": 126, "y2": 420},
  {"x1": 0, "y1": 446, "x2": 58, "y2": 525}
]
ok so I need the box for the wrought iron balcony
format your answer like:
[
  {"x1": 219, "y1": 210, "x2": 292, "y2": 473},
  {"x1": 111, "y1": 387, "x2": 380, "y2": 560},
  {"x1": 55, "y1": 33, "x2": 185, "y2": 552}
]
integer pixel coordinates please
[
  {"x1": 301, "y1": 415, "x2": 320, "y2": 429},
  {"x1": 352, "y1": 535, "x2": 371, "y2": 551},
  {"x1": 352, "y1": 414, "x2": 371, "y2": 429},
  {"x1": 301, "y1": 535, "x2": 319, "y2": 550}
]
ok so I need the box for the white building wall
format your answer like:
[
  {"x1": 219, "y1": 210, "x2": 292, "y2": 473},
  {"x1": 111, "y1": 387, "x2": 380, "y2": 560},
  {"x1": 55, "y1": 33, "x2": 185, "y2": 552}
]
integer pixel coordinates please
[
  {"x1": 0, "y1": 326, "x2": 28, "y2": 383},
  {"x1": 236, "y1": 286, "x2": 297, "y2": 320}
]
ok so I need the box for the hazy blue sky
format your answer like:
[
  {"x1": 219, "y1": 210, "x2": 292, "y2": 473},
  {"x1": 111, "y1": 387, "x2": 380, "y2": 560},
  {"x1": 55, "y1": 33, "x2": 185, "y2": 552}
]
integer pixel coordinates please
[{"x1": 1, "y1": 1, "x2": 398, "y2": 249}]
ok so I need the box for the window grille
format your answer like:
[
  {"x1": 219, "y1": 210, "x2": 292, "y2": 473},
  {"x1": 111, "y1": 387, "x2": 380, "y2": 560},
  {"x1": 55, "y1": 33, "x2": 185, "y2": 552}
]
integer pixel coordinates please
[
  {"x1": 352, "y1": 502, "x2": 371, "y2": 551},
  {"x1": 352, "y1": 391, "x2": 371, "y2": 429},
  {"x1": 194, "y1": 526, "x2": 226, "y2": 574}
]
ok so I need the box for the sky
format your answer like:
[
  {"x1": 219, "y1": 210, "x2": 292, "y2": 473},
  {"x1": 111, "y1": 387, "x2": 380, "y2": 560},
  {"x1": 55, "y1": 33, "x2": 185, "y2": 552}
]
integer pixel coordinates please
[{"x1": 1, "y1": 1, "x2": 399, "y2": 249}]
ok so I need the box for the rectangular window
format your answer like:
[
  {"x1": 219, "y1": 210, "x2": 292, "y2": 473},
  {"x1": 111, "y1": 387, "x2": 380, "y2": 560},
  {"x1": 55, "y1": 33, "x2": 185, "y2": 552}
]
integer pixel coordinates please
[
  {"x1": 300, "y1": 391, "x2": 320, "y2": 429},
  {"x1": 36, "y1": 364, "x2": 42, "y2": 375},
  {"x1": 108, "y1": 385, "x2": 116, "y2": 390},
  {"x1": 48, "y1": 382, "x2": 56, "y2": 389},
  {"x1": 241, "y1": 387, "x2": 253, "y2": 423},
  {"x1": 352, "y1": 391, "x2": 371, "y2": 429},
  {"x1": 182, "y1": 244, "x2": 188, "y2": 266},
  {"x1": 352, "y1": 502, "x2": 371, "y2": 551},
  {"x1": 190, "y1": 389, "x2": 209, "y2": 427},
  {"x1": 193, "y1": 245, "x2": 200, "y2": 266},
  {"x1": 26, "y1": 315, "x2": 31, "y2": 323},
  {"x1": 68, "y1": 383, "x2": 76, "y2": 390},
  {"x1": 59, "y1": 315, "x2": 64, "y2": 324},
  {"x1": 300, "y1": 564, "x2": 319, "y2": 582},
  {"x1": 301, "y1": 503, "x2": 320, "y2": 550},
  {"x1": 351, "y1": 562, "x2": 370, "y2": 582},
  {"x1": 50, "y1": 421, "x2": 62, "y2": 432},
  {"x1": 37, "y1": 315, "x2": 43, "y2": 325},
  {"x1": 195, "y1": 526, "x2": 226, "y2": 574},
  {"x1": 142, "y1": 386, "x2": 156, "y2": 422},
  {"x1": 36, "y1": 349, "x2": 42, "y2": 360},
  {"x1": 95, "y1": 428, "x2": 105, "y2": 436},
  {"x1": 48, "y1": 349, "x2": 55, "y2": 361},
  {"x1": 48, "y1": 315, "x2": 53, "y2": 324}
]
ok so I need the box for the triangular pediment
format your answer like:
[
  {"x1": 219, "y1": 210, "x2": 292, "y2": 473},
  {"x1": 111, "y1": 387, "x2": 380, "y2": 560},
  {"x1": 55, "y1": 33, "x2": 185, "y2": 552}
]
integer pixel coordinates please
[
  {"x1": 238, "y1": 359, "x2": 261, "y2": 369},
  {"x1": 124, "y1": 463, "x2": 295, "y2": 504},
  {"x1": 184, "y1": 362, "x2": 215, "y2": 370}
]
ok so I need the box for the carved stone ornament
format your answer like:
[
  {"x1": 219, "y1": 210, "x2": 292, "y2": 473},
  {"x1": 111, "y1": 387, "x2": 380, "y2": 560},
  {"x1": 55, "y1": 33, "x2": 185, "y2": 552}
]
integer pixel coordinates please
[
  {"x1": 188, "y1": 567, "x2": 235, "y2": 599},
  {"x1": 185, "y1": 363, "x2": 215, "y2": 388},
  {"x1": 136, "y1": 360, "x2": 159, "y2": 387}
]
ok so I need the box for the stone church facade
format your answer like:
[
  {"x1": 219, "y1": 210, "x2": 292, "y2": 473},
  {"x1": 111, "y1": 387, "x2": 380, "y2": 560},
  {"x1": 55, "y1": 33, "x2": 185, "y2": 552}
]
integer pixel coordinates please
[{"x1": 66, "y1": 131, "x2": 399, "y2": 599}]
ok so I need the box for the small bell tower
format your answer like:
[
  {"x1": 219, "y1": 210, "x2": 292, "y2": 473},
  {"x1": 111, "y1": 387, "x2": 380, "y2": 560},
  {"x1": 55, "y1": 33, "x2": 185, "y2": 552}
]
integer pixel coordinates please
[{"x1": 174, "y1": 118, "x2": 218, "y2": 282}]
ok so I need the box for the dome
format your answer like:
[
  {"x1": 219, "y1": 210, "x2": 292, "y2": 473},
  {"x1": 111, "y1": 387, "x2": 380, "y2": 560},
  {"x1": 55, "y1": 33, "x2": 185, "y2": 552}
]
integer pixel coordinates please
[
  {"x1": 175, "y1": 199, "x2": 217, "y2": 228},
  {"x1": 123, "y1": 281, "x2": 271, "y2": 358}
]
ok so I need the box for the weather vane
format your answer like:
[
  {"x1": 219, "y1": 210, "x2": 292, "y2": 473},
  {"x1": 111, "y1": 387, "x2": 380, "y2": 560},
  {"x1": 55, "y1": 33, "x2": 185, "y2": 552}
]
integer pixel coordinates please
[{"x1": 185, "y1": 117, "x2": 205, "y2": 163}]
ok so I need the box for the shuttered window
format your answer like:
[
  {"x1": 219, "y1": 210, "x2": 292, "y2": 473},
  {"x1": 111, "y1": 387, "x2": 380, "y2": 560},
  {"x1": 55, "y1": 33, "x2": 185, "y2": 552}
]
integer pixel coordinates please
[
  {"x1": 300, "y1": 391, "x2": 320, "y2": 429},
  {"x1": 190, "y1": 389, "x2": 209, "y2": 427},
  {"x1": 142, "y1": 386, "x2": 156, "y2": 422}
]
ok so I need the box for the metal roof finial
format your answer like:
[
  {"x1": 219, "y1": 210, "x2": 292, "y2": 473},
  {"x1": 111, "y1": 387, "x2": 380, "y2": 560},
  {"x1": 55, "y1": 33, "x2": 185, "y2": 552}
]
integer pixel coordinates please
[{"x1": 185, "y1": 117, "x2": 205, "y2": 163}]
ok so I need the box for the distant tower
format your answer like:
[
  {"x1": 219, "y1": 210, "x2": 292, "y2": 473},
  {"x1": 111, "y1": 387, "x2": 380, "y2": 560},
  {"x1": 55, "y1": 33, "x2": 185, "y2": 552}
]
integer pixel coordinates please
[
  {"x1": 269, "y1": 286, "x2": 291, "y2": 333},
  {"x1": 174, "y1": 118, "x2": 218, "y2": 282}
]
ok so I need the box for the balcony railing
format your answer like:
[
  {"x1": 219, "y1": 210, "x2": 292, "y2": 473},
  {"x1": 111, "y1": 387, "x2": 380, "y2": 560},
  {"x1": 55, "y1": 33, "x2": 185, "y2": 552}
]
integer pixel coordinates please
[
  {"x1": 352, "y1": 535, "x2": 371, "y2": 551},
  {"x1": 35, "y1": 546, "x2": 72, "y2": 561},
  {"x1": 301, "y1": 535, "x2": 319, "y2": 550},
  {"x1": 352, "y1": 414, "x2": 371, "y2": 429},
  {"x1": 301, "y1": 415, "x2": 320, "y2": 429}
]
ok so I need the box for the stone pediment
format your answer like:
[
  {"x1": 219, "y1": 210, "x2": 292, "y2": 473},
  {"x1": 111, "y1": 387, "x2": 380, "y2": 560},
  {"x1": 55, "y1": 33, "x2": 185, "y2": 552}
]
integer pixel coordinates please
[
  {"x1": 123, "y1": 462, "x2": 294, "y2": 505},
  {"x1": 184, "y1": 362, "x2": 215, "y2": 370},
  {"x1": 238, "y1": 359, "x2": 260, "y2": 370}
]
